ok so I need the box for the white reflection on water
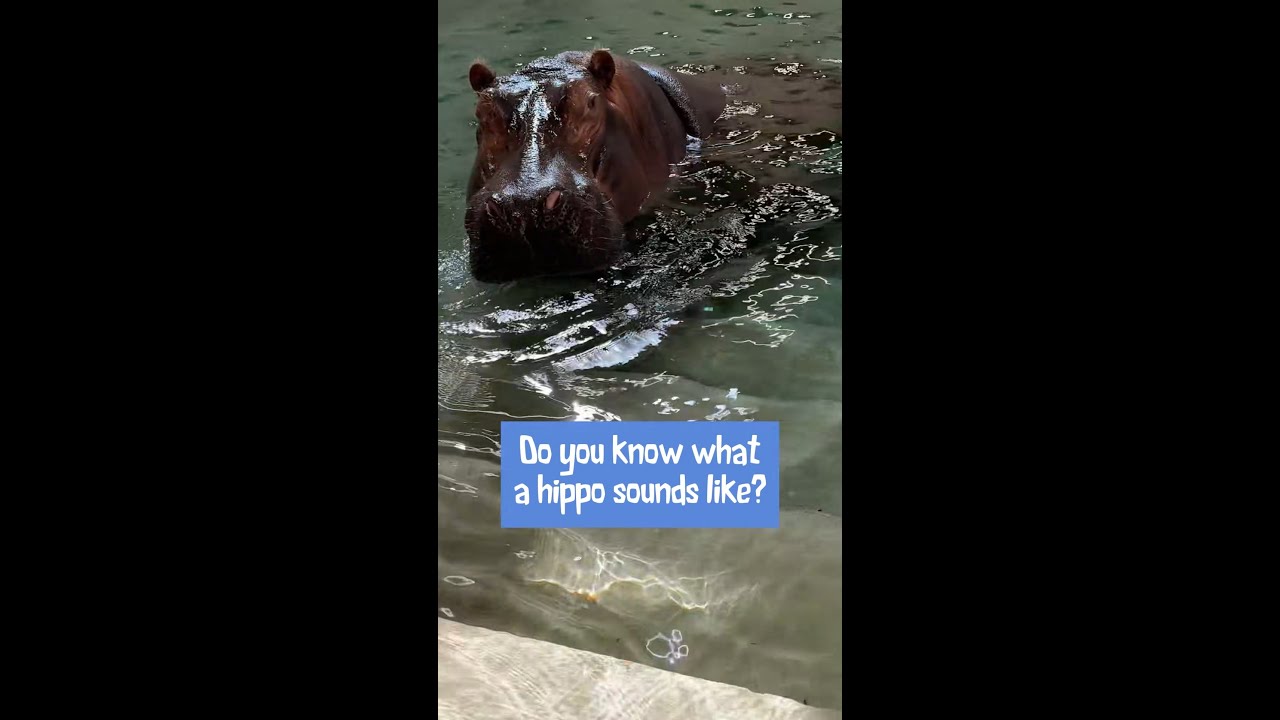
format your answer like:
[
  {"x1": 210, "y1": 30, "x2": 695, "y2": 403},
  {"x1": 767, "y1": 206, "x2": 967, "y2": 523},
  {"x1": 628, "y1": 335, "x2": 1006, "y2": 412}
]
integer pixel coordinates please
[
  {"x1": 524, "y1": 529, "x2": 739, "y2": 612},
  {"x1": 646, "y1": 629, "x2": 690, "y2": 665},
  {"x1": 553, "y1": 320, "x2": 680, "y2": 373},
  {"x1": 438, "y1": 475, "x2": 478, "y2": 495}
]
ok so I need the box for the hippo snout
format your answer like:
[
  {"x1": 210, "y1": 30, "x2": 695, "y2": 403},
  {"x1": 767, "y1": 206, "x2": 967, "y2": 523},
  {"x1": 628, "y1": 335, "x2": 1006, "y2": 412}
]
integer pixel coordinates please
[{"x1": 465, "y1": 186, "x2": 624, "y2": 283}]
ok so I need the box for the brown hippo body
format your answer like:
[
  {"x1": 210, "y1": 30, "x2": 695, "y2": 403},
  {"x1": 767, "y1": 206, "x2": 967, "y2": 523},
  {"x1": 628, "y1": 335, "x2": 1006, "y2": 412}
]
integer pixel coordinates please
[{"x1": 465, "y1": 50, "x2": 725, "y2": 283}]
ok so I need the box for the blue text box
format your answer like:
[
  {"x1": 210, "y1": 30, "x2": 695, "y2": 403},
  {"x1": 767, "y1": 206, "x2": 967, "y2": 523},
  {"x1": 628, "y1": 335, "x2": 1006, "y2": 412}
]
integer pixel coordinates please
[{"x1": 499, "y1": 421, "x2": 780, "y2": 528}]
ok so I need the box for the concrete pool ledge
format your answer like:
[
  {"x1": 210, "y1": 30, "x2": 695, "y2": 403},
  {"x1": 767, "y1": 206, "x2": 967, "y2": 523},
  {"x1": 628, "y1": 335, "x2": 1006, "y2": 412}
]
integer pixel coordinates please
[{"x1": 439, "y1": 618, "x2": 839, "y2": 719}]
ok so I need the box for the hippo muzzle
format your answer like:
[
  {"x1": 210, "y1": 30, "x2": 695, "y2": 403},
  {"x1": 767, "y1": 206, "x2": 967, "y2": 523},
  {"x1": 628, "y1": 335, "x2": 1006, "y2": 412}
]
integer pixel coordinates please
[{"x1": 465, "y1": 165, "x2": 623, "y2": 283}]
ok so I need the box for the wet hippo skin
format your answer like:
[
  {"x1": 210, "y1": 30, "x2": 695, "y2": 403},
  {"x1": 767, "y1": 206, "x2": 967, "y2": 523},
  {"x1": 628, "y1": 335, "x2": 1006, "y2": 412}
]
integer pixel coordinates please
[{"x1": 465, "y1": 50, "x2": 726, "y2": 283}]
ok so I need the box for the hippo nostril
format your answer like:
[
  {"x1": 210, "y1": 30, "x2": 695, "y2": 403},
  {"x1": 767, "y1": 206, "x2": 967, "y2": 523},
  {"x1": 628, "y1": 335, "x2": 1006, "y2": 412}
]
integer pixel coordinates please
[
  {"x1": 485, "y1": 197, "x2": 501, "y2": 216},
  {"x1": 546, "y1": 189, "x2": 561, "y2": 211}
]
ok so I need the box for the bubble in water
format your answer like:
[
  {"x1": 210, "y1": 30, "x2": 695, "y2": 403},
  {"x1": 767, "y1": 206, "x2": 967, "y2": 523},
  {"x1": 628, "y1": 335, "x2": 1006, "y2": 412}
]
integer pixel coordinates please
[
  {"x1": 443, "y1": 576, "x2": 475, "y2": 586},
  {"x1": 440, "y1": 607, "x2": 454, "y2": 617},
  {"x1": 646, "y1": 629, "x2": 690, "y2": 666}
]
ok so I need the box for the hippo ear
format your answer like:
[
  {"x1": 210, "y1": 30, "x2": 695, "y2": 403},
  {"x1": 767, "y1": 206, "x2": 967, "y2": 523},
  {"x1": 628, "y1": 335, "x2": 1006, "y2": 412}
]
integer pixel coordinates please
[
  {"x1": 587, "y1": 50, "x2": 615, "y2": 88},
  {"x1": 469, "y1": 62, "x2": 496, "y2": 92}
]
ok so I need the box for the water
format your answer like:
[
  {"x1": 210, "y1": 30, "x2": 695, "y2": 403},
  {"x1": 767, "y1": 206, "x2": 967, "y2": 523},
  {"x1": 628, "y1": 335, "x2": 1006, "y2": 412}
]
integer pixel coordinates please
[{"x1": 438, "y1": 0, "x2": 843, "y2": 711}]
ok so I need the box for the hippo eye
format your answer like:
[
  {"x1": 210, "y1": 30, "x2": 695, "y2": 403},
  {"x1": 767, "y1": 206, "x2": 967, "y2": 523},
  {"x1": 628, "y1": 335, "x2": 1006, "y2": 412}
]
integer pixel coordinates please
[{"x1": 588, "y1": 94, "x2": 598, "y2": 111}]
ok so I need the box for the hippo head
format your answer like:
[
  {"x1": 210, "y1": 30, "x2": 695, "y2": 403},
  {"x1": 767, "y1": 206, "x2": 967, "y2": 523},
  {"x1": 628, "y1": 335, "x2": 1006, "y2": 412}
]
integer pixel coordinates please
[{"x1": 464, "y1": 51, "x2": 630, "y2": 283}]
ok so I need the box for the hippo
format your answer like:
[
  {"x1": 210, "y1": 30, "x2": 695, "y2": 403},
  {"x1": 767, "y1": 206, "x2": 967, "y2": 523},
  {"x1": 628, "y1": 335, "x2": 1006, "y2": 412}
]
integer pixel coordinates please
[{"x1": 464, "y1": 50, "x2": 726, "y2": 283}]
